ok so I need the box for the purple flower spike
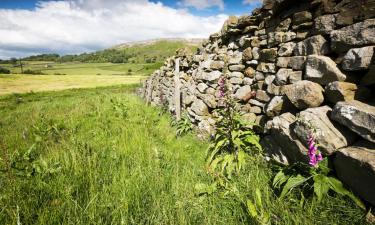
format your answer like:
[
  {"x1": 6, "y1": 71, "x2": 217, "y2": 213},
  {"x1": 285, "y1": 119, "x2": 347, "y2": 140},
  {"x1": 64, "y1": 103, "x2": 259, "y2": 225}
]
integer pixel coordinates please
[{"x1": 307, "y1": 133, "x2": 323, "y2": 167}]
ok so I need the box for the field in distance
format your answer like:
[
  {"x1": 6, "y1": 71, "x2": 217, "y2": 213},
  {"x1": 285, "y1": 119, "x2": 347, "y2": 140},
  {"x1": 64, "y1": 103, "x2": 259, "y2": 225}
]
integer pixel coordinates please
[
  {"x1": 0, "y1": 39, "x2": 201, "y2": 95},
  {"x1": 0, "y1": 62, "x2": 151, "y2": 95}
]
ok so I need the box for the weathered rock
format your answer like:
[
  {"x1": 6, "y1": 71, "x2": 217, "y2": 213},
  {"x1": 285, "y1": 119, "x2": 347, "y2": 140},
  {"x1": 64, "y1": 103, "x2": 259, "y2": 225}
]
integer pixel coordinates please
[
  {"x1": 243, "y1": 77, "x2": 254, "y2": 85},
  {"x1": 265, "y1": 113, "x2": 309, "y2": 163},
  {"x1": 210, "y1": 61, "x2": 225, "y2": 70},
  {"x1": 229, "y1": 64, "x2": 246, "y2": 72},
  {"x1": 283, "y1": 80, "x2": 324, "y2": 110},
  {"x1": 324, "y1": 81, "x2": 357, "y2": 104},
  {"x1": 277, "y1": 57, "x2": 291, "y2": 68},
  {"x1": 314, "y1": 14, "x2": 337, "y2": 35},
  {"x1": 190, "y1": 99, "x2": 209, "y2": 116},
  {"x1": 278, "y1": 42, "x2": 296, "y2": 57},
  {"x1": 288, "y1": 71, "x2": 303, "y2": 84},
  {"x1": 331, "y1": 100, "x2": 375, "y2": 143},
  {"x1": 196, "y1": 70, "x2": 222, "y2": 82},
  {"x1": 257, "y1": 63, "x2": 276, "y2": 73},
  {"x1": 266, "y1": 96, "x2": 285, "y2": 117},
  {"x1": 234, "y1": 85, "x2": 252, "y2": 102},
  {"x1": 243, "y1": 47, "x2": 253, "y2": 61},
  {"x1": 244, "y1": 67, "x2": 256, "y2": 78},
  {"x1": 289, "y1": 56, "x2": 306, "y2": 70},
  {"x1": 230, "y1": 71, "x2": 244, "y2": 78},
  {"x1": 255, "y1": 71, "x2": 265, "y2": 81},
  {"x1": 255, "y1": 90, "x2": 271, "y2": 102},
  {"x1": 230, "y1": 77, "x2": 243, "y2": 84},
  {"x1": 197, "y1": 83, "x2": 208, "y2": 93},
  {"x1": 275, "y1": 68, "x2": 292, "y2": 85},
  {"x1": 342, "y1": 46, "x2": 374, "y2": 71},
  {"x1": 252, "y1": 47, "x2": 260, "y2": 60},
  {"x1": 331, "y1": 19, "x2": 375, "y2": 53},
  {"x1": 228, "y1": 52, "x2": 243, "y2": 65},
  {"x1": 259, "y1": 48, "x2": 278, "y2": 62},
  {"x1": 334, "y1": 141, "x2": 375, "y2": 206},
  {"x1": 294, "y1": 35, "x2": 330, "y2": 56},
  {"x1": 292, "y1": 106, "x2": 357, "y2": 155},
  {"x1": 249, "y1": 99, "x2": 265, "y2": 108},
  {"x1": 197, "y1": 93, "x2": 217, "y2": 108},
  {"x1": 305, "y1": 55, "x2": 347, "y2": 85},
  {"x1": 275, "y1": 18, "x2": 291, "y2": 32}
]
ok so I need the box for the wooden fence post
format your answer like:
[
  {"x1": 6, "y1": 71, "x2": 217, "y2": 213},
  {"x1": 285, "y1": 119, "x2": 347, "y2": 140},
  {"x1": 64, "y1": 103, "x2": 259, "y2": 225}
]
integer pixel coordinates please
[{"x1": 174, "y1": 58, "x2": 181, "y2": 121}]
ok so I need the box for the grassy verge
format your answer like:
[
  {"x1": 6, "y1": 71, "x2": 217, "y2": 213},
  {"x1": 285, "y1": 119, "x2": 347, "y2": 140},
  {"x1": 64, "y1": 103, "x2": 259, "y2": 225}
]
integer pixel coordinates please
[{"x1": 0, "y1": 85, "x2": 367, "y2": 224}]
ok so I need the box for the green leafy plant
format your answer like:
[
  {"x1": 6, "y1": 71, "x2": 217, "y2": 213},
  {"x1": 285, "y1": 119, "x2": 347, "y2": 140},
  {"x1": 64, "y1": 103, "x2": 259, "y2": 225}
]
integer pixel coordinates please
[
  {"x1": 246, "y1": 188, "x2": 270, "y2": 225},
  {"x1": 170, "y1": 114, "x2": 193, "y2": 137},
  {"x1": 206, "y1": 73, "x2": 261, "y2": 180},
  {"x1": 273, "y1": 159, "x2": 365, "y2": 209}
]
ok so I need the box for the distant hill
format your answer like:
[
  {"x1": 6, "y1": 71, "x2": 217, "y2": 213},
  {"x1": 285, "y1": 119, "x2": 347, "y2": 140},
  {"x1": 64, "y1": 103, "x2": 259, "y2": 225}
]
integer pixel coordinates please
[
  {"x1": 112, "y1": 38, "x2": 205, "y2": 49},
  {"x1": 3, "y1": 38, "x2": 204, "y2": 64}
]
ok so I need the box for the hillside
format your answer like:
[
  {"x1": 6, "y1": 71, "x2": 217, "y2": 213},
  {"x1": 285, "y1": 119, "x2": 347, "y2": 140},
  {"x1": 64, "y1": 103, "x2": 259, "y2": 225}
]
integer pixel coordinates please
[{"x1": 3, "y1": 39, "x2": 203, "y2": 65}]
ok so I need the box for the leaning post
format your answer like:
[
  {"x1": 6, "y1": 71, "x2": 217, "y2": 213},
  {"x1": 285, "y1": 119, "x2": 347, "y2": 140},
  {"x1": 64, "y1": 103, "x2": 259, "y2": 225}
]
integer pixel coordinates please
[{"x1": 174, "y1": 58, "x2": 181, "y2": 121}]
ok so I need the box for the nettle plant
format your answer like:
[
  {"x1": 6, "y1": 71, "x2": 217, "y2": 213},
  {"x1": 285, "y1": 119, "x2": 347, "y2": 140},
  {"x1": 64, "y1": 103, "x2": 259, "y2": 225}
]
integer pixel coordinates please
[
  {"x1": 272, "y1": 124, "x2": 365, "y2": 209},
  {"x1": 206, "y1": 72, "x2": 261, "y2": 181}
]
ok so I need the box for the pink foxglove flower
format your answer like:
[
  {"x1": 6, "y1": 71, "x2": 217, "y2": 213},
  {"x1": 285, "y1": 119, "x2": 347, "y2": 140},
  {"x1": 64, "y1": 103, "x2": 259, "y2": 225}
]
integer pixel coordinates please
[{"x1": 307, "y1": 133, "x2": 323, "y2": 167}]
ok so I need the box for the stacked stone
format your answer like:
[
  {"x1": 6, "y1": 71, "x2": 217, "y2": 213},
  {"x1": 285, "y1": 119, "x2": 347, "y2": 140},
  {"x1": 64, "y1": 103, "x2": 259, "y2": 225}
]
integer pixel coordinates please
[{"x1": 142, "y1": 0, "x2": 375, "y2": 206}]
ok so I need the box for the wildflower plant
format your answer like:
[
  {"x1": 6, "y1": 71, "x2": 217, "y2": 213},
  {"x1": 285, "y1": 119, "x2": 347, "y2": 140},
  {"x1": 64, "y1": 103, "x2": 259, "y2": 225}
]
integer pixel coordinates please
[
  {"x1": 272, "y1": 125, "x2": 365, "y2": 209},
  {"x1": 206, "y1": 60, "x2": 262, "y2": 181}
]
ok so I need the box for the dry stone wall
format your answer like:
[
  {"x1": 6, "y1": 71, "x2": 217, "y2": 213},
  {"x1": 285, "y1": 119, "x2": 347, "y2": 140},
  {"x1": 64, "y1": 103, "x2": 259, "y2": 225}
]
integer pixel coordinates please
[{"x1": 141, "y1": 0, "x2": 375, "y2": 206}]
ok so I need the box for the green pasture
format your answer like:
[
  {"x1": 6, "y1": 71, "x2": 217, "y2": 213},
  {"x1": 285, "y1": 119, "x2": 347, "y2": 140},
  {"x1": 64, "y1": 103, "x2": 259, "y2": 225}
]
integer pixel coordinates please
[{"x1": 0, "y1": 85, "x2": 367, "y2": 225}]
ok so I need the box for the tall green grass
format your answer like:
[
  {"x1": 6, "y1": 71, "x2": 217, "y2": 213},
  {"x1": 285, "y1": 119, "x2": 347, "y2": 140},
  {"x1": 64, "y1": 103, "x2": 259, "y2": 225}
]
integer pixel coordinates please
[{"x1": 0, "y1": 85, "x2": 368, "y2": 224}]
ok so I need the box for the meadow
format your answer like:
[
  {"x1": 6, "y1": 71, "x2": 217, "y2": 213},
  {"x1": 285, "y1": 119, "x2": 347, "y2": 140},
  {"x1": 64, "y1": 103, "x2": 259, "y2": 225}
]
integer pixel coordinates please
[
  {"x1": 0, "y1": 62, "x2": 157, "y2": 95},
  {"x1": 0, "y1": 85, "x2": 368, "y2": 225}
]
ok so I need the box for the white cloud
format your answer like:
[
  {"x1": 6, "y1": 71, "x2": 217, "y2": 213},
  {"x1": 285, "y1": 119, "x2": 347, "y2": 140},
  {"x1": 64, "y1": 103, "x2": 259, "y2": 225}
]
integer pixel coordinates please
[
  {"x1": 0, "y1": 0, "x2": 227, "y2": 59},
  {"x1": 242, "y1": 0, "x2": 262, "y2": 5},
  {"x1": 179, "y1": 0, "x2": 225, "y2": 10}
]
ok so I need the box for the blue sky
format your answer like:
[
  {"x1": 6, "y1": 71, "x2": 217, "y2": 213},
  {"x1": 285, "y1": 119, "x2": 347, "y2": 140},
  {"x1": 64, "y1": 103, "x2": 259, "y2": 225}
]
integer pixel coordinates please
[{"x1": 0, "y1": 0, "x2": 262, "y2": 59}]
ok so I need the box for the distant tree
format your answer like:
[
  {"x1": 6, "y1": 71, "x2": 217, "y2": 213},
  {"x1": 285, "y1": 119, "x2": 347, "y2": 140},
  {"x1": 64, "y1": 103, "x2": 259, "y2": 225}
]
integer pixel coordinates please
[{"x1": 10, "y1": 58, "x2": 18, "y2": 66}]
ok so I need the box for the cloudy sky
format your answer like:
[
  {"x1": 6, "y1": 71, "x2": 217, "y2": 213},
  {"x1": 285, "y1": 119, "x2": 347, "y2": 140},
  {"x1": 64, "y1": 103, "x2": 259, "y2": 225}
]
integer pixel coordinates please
[{"x1": 0, "y1": 0, "x2": 262, "y2": 59}]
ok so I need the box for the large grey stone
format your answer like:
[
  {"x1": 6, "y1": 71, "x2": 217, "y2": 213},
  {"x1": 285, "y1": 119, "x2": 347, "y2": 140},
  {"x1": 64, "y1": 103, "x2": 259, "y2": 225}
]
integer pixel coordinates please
[
  {"x1": 293, "y1": 35, "x2": 330, "y2": 56},
  {"x1": 342, "y1": 46, "x2": 374, "y2": 71},
  {"x1": 190, "y1": 99, "x2": 209, "y2": 116},
  {"x1": 265, "y1": 113, "x2": 309, "y2": 163},
  {"x1": 331, "y1": 100, "x2": 375, "y2": 143},
  {"x1": 283, "y1": 80, "x2": 324, "y2": 110},
  {"x1": 210, "y1": 61, "x2": 225, "y2": 70},
  {"x1": 334, "y1": 141, "x2": 375, "y2": 206},
  {"x1": 305, "y1": 55, "x2": 347, "y2": 85},
  {"x1": 331, "y1": 19, "x2": 375, "y2": 53},
  {"x1": 228, "y1": 52, "x2": 243, "y2": 65},
  {"x1": 255, "y1": 90, "x2": 271, "y2": 102},
  {"x1": 292, "y1": 106, "x2": 357, "y2": 155}
]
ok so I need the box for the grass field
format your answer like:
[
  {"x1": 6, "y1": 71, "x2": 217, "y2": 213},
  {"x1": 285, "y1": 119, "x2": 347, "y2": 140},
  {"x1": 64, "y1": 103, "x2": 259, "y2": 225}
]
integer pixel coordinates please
[
  {"x1": 0, "y1": 74, "x2": 145, "y2": 95},
  {"x1": 0, "y1": 85, "x2": 368, "y2": 225},
  {"x1": 0, "y1": 62, "x2": 158, "y2": 95}
]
